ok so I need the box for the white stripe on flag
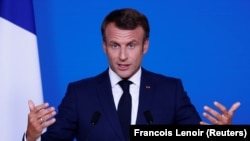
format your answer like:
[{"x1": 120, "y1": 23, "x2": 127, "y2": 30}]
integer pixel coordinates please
[{"x1": 0, "y1": 15, "x2": 43, "y2": 141}]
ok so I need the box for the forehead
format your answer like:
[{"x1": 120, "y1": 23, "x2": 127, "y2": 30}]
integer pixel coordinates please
[{"x1": 104, "y1": 23, "x2": 145, "y2": 42}]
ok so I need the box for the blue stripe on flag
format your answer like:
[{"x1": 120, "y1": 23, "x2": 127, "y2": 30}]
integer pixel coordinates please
[{"x1": 0, "y1": 0, "x2": 36, "y2": 34}]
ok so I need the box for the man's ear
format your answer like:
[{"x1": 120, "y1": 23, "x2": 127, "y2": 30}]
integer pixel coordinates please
[
  {"x1": 143, "y1": 39, "x2": 149, "y2": 54},
  {"x1": 102, "y1": 41, "x2": 107, "y2": 54}
]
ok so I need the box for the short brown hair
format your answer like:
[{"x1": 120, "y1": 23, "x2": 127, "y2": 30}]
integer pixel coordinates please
[{"x1": 101, "y1": 8, "x2": 150, "y2": 42}]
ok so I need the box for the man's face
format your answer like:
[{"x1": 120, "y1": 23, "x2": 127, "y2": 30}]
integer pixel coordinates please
[{"x1": 103, "y1": 23, "x2": 149, "y2": 79}]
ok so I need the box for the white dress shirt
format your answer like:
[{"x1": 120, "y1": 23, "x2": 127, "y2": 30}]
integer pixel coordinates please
[{"x1": 108, "y1": 67, "x2": 141, "y2": 125}]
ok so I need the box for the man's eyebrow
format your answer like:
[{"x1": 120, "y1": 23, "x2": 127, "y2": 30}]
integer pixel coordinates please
[
  {"x1": 126, "y1": 40, "x2": 139, "y2": 45},
  {"x1": 107, "y1": 40, "x2": 138, "y2": 45},
  {"x1": 108, "y1": 41, "x2": 119, "y2": 45}
]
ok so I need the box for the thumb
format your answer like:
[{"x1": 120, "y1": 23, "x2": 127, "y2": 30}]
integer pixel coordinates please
[
  {"x1": 228, "y1": 101, "x2": 241, "y2": 114},
  {"x1": 28, "y1": 100, "x2": 35, "y2": 111}
]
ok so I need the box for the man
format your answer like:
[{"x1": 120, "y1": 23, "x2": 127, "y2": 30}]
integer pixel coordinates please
[{"x1": 25, "y1": 8, "x2": 240, "y2": 141}]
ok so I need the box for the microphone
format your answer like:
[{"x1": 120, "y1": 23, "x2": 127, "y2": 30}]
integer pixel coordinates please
[
  {"x1": 90, "y1": 111, "x2": 101, "y2": 125},
  {"x1": 85, "y1": 111, "x2": 101, "y2": 141},
  {"x1": 144, "y1": 110, "x2": 153, "y2": 125}
]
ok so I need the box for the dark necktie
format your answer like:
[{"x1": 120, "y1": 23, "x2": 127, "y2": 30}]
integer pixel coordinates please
[{"x1": 118, "y1": 79, "x2": 132, "y2": 140}]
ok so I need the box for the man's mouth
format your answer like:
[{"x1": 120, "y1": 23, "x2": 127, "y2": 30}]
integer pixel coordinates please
[{"x1": 118, "y1": 64, "x2": 130, "y2": 70}]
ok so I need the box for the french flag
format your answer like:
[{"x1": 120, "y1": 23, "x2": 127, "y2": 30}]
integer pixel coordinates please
[{"x1": 0, "y1": 0, "x2": 43, "y2": 140}]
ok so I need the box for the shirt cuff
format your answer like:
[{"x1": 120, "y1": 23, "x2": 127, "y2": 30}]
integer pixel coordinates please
[{"x1": 23, "y1": 132, "x2": 41, "y2": 141}]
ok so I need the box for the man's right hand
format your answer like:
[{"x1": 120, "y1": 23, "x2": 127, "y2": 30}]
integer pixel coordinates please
[{"x1": 26, "y1": 100, "x2": 56, "y2": 141}]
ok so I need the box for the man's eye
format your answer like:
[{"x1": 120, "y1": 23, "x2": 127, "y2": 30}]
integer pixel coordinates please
[
  {"x1": 128, "y1": 44, "x2": 135, "y2": 48},
  {"x1": 111, "y1": 44, "x2": 119, "y2": 48}
]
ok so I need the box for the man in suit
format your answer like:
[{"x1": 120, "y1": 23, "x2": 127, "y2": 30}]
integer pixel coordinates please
[{"x1": 24, "y1": 8, "x2": 240, "y2": 141}]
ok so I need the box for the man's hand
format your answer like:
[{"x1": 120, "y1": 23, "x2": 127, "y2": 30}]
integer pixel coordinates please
[
  {"x1": 26, "y1": 100, "x2": 56, "y2": 141},
  {"x1": 200, "y1": 101, "x2": 241, "y2": 125}
]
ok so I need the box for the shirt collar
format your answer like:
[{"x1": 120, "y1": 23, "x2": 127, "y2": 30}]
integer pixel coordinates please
[{"x1": 109, "y1": 67, "x2": 141, "y2": 87}]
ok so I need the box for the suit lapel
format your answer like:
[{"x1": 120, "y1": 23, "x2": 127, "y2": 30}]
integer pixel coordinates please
[
  {"x1": 96, "y1": 70, "x2": 125, "y2": 141},
  {"x1": 136, "y1": 68, "x2": 154, "y2": 124}
]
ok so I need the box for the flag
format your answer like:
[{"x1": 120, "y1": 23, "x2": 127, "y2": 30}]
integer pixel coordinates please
[{"x1": 0, "y1": 0, "x2": 43, "y2": 140}]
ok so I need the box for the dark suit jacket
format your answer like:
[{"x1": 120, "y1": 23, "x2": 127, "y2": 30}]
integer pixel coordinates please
[{"x1": 41, "y1": 68, "x2": 201, "y2": 141}]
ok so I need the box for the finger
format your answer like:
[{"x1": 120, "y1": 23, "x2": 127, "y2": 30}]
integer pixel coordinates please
[
  {"x1": 28, "y1": 100, "x2": 35, "y2": 111},
  {"x1": 200, "y1": 121, "x2": 209, "y2": 125},
  {"x1": 38, "y1": 107, "x2": 56, "y2": 122},
  {"x1": 202, "y1": 112, "x2": 218, "y2": 124},
  {"x1": 228, "y1": 102, "x2": 241, "y2": 114},
  {"x1": 41, "y1": 118, "x2": 56, "y2": 128},
  {"x1": 32, "y1": 103, "x2": 49, "y2": 114},
  {"x1": 204, "y1": 105, "x2": 221, "y2": 119},
  {"x1": 31, "y1": 118, "x2": 54, "y2": 135},
  {"x1": 213, "y1": 101, "x2": 228, "y2": 117}
]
